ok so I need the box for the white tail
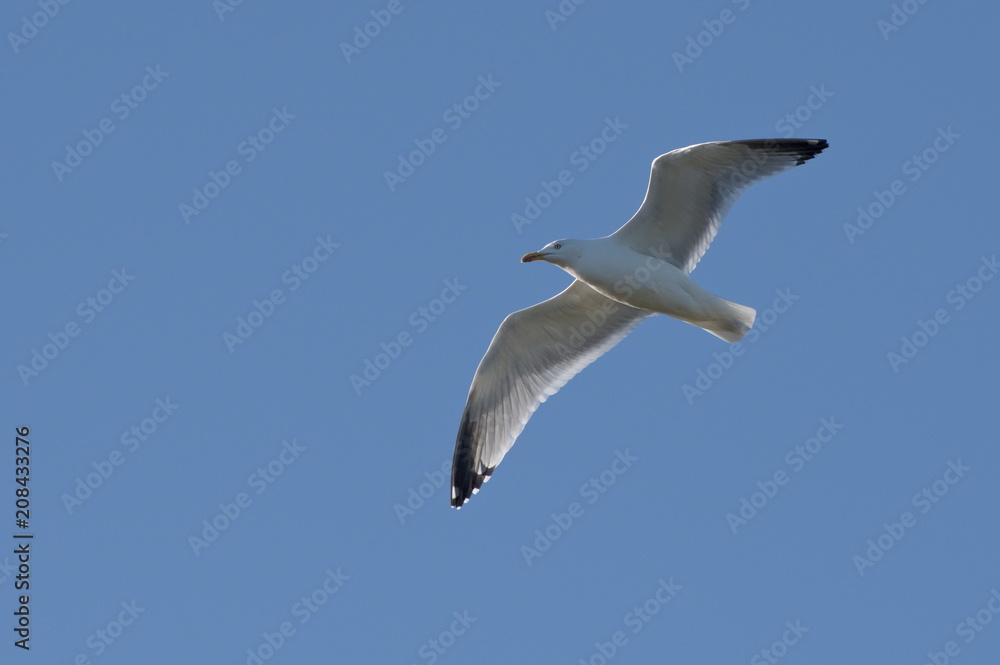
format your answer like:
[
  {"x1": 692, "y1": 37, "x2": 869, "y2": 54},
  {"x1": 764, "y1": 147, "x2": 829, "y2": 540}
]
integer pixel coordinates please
[{"x1": 700, "y1": 299, "x2": 757, "y2": 343}]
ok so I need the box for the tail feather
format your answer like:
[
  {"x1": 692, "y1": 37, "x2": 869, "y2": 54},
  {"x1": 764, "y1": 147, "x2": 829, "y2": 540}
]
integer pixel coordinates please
[{"x1": 701, "y1": 299, "x2": 756, "y2": 343}]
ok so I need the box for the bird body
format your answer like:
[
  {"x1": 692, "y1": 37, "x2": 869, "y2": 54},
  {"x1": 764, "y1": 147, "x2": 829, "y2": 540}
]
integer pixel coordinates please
[
  {"x1": 525, "y1": 237, "x2": 756, "y2": 343},
  {"x1": 451, "y1": 138, "x2": 829, "y2": 508}
]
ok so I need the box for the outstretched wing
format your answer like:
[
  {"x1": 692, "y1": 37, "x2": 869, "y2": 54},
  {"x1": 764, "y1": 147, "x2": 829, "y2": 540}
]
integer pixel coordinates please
[
  {"x1": 451, "y1": 280, "x2": 649, "y2": 507},
  {"x1": 613, "y1": 139, "x2": 828, "y2": 273}
]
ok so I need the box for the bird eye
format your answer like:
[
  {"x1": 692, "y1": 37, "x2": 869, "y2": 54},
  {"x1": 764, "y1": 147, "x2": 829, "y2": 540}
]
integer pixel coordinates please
[{"x1": 553, "y1": 243, "x2": 562, "y2": 250}]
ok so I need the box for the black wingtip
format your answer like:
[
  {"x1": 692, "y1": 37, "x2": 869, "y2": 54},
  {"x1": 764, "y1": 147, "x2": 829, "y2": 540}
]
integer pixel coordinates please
[
  {"x1": 787, "y1": 138, "x2": 829, "y2": 165},
  {"x1": 450, "y1": 414, "x2": 492, "y2": 508},
  {"x1": 731, "y1": 138, "x2": 829, "y2": 165}
]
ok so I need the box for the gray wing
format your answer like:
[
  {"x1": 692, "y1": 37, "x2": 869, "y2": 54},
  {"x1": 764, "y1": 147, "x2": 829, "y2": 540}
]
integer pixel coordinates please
[
  {"x1": 451, "y1": 280, "x2": 649, "y2": 507},
  {"x1": 612, "y1": 139, "x2": 828, "y2": 273}
]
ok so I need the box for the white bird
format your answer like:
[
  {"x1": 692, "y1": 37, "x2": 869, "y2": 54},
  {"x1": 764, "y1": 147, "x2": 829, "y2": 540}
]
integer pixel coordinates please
[{"x1": 451, "y1": 138, "x2": 828, "y2": 507}]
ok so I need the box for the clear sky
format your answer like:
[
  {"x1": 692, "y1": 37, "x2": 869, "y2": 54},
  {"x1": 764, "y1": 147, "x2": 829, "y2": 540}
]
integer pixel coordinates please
[{"x1": 4, "y1": 1, "x2": 999, "y2": 663}]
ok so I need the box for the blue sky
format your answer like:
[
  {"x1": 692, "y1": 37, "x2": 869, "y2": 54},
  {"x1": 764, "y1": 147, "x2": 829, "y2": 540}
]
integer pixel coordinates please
[{"x1": 4, "y1": 1, "x2": 999, "y2": 663}]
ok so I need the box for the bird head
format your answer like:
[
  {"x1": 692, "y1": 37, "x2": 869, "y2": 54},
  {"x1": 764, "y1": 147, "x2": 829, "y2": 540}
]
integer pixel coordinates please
[{"x1": 521, "y1": 239, "x2": 577, "y2": 267}]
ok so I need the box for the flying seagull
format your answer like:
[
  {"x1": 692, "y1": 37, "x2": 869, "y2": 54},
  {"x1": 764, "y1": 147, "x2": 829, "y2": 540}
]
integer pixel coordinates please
[{"x1": 450, "y1": 138, "x2": 828, "y2": 508}]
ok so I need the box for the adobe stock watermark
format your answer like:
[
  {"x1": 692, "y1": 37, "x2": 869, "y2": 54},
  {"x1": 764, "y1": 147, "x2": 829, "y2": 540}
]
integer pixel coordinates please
[
  {"x1": 544, "y1": 0, "x2": 589, "y2": 31},
  {"x1": 384, "y1": 75, "x2": 500, "y2": 192},
  {"x1": 576, "y1": 578, "x2": 681, "y2": 665},
  {"x1": 17, "y1": 268, "x2": 135, "y2": 386},
  {"x1": 750, "y1": 620, "x2": 809, "y2": 665},
  {"x1": 393, "y1": 459, "x2": 450, "y2": 524},
  {"x1": 340, "y1": 0, "x2": 416, "y2": 63},
  {"x1": 56, "y1": 600, "x2": 145, "y2": 660},
  {"x1": 350, "y1": 278, "x2": 467, "y2": 395},
  {"x1": 511, "y1": 116, "x2": 628, "y2": 234},
  {"x1": 237, "y1": 567, "x2": 350, "y2": 665},
  {"x1": 843, "y1": 126, "x2": 959, "y2": 244},
  {"x1": 61, "y1": 397, "x2": 180, "y2": 514},
  {"x1": 222, "y1": 235, "x2": 340, "y2": 352},
  {"x1": 853, "y1": 458, "x2": 970, "y2": 576},
  {"x1": 672, "y1": 0, "x2": 752, "y2": 73},
  {"x1": 680, "y1": 287, "x2": 799, "y2": 405},
  {"x1": 774, "y1": 84, "x2": 833, "y2": 138},
  {"x1": 520, "y1": 449, "x2": 638, "y2": 566},
  {"x1": 725, "y1": 416, "x2": 845, "y2": 534},
  {"x1": 188, "y1": 439, "x2": 306, "y2": 556},
  {"x1": 8, "y1": 0, "x2": 73, "y2": 54},
  {"x1": 887, "y1": 255, "x2": 998, "y2": 373},
  {"x1": 178, "y1": 106, "x2": 295, "y2": 224},
  {"x1": 50, "y1": 65, "x2": 169, "y2": 182},
  {"x1": 407, "y1": 610, "x2": 476, "y2": 665},
  {"x1": 0, "y1": 556, "x2": 15, "y2": 585},
  {"x1": 877, "y1": 0, "x2": 931, "y2": 41},
  {"x1": 922, "y1": 586, "x2": 1000, "y2": 665},
  {"x1": 214, "y1": 0, "x2": 248, "y2": 21}
]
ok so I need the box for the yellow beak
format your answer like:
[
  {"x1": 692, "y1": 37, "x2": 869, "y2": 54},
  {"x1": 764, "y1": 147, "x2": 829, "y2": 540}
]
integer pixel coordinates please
[{"x1": 521, "y1": 252, "x2": 551, "y2": 263}]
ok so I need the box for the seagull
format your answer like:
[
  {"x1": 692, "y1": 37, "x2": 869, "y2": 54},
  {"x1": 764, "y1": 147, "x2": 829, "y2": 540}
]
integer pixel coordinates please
[{"x1": 450, "y1": 138, "x2": 828, "y2": 508}]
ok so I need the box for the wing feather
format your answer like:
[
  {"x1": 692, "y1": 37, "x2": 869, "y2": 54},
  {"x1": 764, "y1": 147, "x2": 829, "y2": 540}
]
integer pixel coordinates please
[
  {"x1": 612, "y1": 139, "x2": 828, "y2": 273},
  {"x1": 451, "y1": 280, "x2": 649, "y2": 507}
]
